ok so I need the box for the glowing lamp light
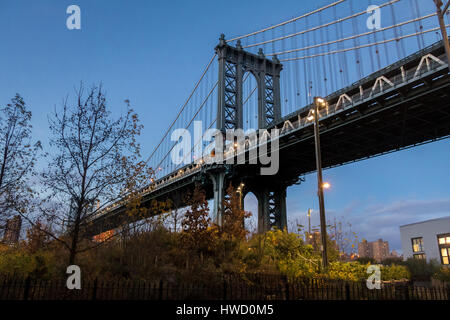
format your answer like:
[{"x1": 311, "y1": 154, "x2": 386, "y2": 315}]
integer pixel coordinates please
[
  {"x1": 316, "y1": 97, "x2": 326, "y2": 104},
  {"x1": 322, "y1": 182, "x2": 331, "y2": 189}
]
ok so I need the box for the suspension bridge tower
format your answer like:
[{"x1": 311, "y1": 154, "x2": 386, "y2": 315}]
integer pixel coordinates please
[{"x1": 211, "y1": 34, "x2": 287, "y2": 233}]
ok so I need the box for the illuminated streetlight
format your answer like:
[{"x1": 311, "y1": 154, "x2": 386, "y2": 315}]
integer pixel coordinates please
[
  {"x1": 307, "y1": 208, "x2": 312, "y2": 241},
  {"x1": 316, "y1": 97, "x2": 326, "y2": 105},
  {"x1": 313, "y1": 96, "x2": 329, "y2": 269},
  {"x1": 322, "y1": 182, "x2": 331, "y2": 189},
  {"x1": 433, "y1": 0, "x2": 450, "y2": 72},
  {"x1": 236, "y1": 182, "x2": 245, "y2": 229}
]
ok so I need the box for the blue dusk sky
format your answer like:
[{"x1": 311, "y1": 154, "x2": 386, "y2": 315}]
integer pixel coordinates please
[{"x1": 0, "y1": 0, "x2": 449, "y2": 252}]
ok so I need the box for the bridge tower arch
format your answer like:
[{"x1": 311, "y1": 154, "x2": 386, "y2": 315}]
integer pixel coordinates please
[
  {"x1": 242, "y1": 71, "x2": 259, "y2": 131},
  {"x1": 215, "y1": 34, "x2": 283, "y2": 131}
]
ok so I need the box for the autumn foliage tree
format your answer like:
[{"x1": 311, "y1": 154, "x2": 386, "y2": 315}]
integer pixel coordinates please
[
  {"x1": 215, "y1": 184, "x2": 251, "y2": 270},
  {"x1": 180, "y1": 186, "x2": 214, "y2": 265},
  {"x1": 41, "y1": 83, "x2": 147, "y2": 265},
  {"x1": 221, "y1": 183, "x2": 251, "y2": 241}
]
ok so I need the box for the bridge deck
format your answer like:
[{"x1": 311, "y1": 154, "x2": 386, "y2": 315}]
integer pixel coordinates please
[{"x1": 90, "y1": 40, "x2": 450, "y2": 235}]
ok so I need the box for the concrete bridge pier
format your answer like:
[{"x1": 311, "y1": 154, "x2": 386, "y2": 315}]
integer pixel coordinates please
[{"x1": 209, "y1": 170, "x2": 226, "y2": 226}]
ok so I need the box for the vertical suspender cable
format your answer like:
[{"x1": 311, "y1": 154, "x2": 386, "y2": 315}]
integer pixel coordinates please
[
  {"x1": 302, "y1": 18, "x2": 308, "y2": 108},
  {"x1": 319, "y1": 10, "x2": 328, "y2": 96},
  {"x1": 410, "y1": 0, "x2": 423, "y2": 50},
  {"x1": 350, "y1": 0, "x2": 363, "y2": 80},
  {"x1": 414, "y1": 0, "x2": 426, "y2": 48}
]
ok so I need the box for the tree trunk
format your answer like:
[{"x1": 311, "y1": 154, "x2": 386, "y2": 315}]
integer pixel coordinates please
[
  {"x1": 68, "y1": 232, "x2": 78, "y2": 265},
  {"x1": 68, "y1": 206, "x2": 82, "y2": 265}
]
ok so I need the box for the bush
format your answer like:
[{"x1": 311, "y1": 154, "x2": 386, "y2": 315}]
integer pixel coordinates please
[
  {"x1": 356, "y1": 257, "x2": 376, "y2": 265},
  {"x1": 0, "y1": 250, "x2": 58, "y2": 279},
  {"x1": 261, "y1": 229, "x2": 320, "y2": 278},
  {"x1": 434, "y1": 266, "x2": 450, "y2": 282},
  {"x1": 326, "y1": 262, "x2": 367, "y2": 281},
  {"x1": 325, "y1": 262, "x2": 410, "y2": 282},
  {"x1": 402, "y1": 258, "x2": 440, "y2": 281},
  {"x1": 381, "y1": 257, "x2": 403, "y2": 266},
  {"x1": 380, "y1": 264, "x2": 410, "y2": 281}
]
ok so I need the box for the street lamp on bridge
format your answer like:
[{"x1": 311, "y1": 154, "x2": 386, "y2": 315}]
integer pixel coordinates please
[
  {"x1": 433, "y1": 0, "x2": 450, "y2": 71},
  {"x1": 312, "y1": 96, "x2": 329, "y2": 269}
]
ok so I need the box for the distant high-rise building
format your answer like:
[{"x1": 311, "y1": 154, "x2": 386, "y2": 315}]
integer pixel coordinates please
[
  {"x1": 358, "y1": 239, "x2": 372, "y2": 258},
  {"x1": 2, "y1": 215, "x2": 22, "y2": 244},
  {"x1": 358, "y1": 239, "x2": 390, "y2": 262}
]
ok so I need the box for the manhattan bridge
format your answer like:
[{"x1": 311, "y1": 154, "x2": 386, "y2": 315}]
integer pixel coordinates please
[{"x1": 88, "y1": 0, "x2": 450, "y2": 236}]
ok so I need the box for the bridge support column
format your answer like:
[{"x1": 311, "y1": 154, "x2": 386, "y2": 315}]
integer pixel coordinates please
[
  {"x1": 209, "y1": 171, "x2": 226, "y2": 226},
  {"x1": 254, "y1": 185, "x2": 287, "y2": 233}
]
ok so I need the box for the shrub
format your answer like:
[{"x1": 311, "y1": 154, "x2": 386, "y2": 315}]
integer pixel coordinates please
[
  {"x1": 0, "y1": 250, "x2": 58, "y2": 279},
  {"x1": 380, "y1": 264, "x2": 410, "y2": 281},
  {"x1": 326, "y1": 261, "x2": 367, "y2": 281},
  {"x1": 356, "y1": 257, "x2": 376, "y2": 265},
  {"x1": 262, "y1": 229, "x2": 320, "y2": 278},
  {"x1": 324, "y1": 262, "x2": 410, "y2": 282},
  {"x1": 433, "y1": 266, "x2": 450, "y2": 282},
  {"x1": 381, "y1": 257, "x2": 403, "y2": 266},
  {"x1": 402, "y1": 258, "x2": 440, "y2": 281}
]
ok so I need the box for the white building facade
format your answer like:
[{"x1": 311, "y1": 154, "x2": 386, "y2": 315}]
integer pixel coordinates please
[{"x1": 400, "y1": 216, "x2": 450, "y2": 265}]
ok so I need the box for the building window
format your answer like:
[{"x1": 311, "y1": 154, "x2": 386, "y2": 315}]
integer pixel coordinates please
[
  {"x1": 440, "y1": 248, "x2": 449, "y2": 265},
  {"x1": 437, "y1": 233, "x2": 450, "y2": 265},
  {"x1": 438, "y1": 234, "x2": 450, "y2": 245},
  {"x1": 411, "y1": 237, "x2": 424, "y2": 253},
  {"x1": 413, "y1": 253, "x2": 426, "y2": 260}
]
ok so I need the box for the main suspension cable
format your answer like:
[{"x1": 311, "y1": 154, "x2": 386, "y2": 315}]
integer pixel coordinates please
[
  {"x1": 280, "y1": 25, "x2": 447, "y2": 62},
  {"x1": 242, "y1": 0, "x2": 400, "y2": 49},
  {"x1": 226, "y1": 0, "x2": 345, "y2": 43}
]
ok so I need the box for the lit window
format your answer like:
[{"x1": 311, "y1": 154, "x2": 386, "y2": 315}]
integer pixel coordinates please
[
  {"x1": 441, "y1": 248, "x2": 449, "y2": 265},
  {"x1": 413, "y1": 253, "x2": 426, "y2": 260},
  {"x1": 411, "y1": 237, "x2": 424, "y2": 252},
  {"x1": 437, "y1": 234, "x2": 450, "y2": 265}
]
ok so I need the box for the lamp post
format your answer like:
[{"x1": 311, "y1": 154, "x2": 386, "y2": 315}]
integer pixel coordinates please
[
  {"x1": 313, "y1": 96, "x2": 329, "y2": 269},
  {"x1": 237, "y1": 183, "x2": 244, "y2": 209},
  {"x1": 433, "y1": 0, "x2": 450, "y2": 71},
  {"x1": 307, "y1": 208, "x2": 312, "y2": 241},
  {"x1": 237, "y1": 182, "x2": 245, "y2": 228}
]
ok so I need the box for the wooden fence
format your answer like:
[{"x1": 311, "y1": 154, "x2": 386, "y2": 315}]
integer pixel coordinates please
[{"x1": 0, "y1": 275, "x2": 449, "y2": 300}]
